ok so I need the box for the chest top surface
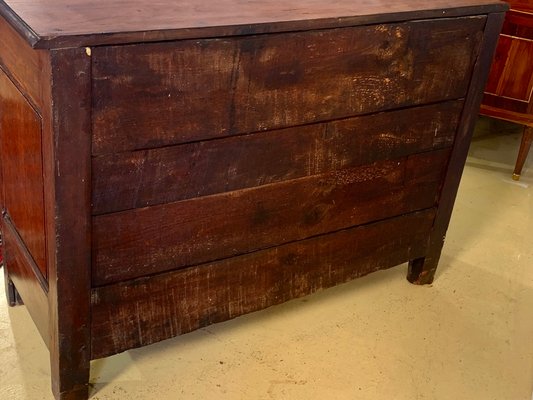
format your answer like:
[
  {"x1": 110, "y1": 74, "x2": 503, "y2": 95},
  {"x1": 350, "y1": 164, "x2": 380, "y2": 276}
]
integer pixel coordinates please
[{"x1": 0, "y1": 0, "x2": 507, "y2": 49}]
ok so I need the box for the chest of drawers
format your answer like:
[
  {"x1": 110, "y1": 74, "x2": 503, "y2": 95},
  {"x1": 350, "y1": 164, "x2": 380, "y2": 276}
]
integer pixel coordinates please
[{"x1": 0, "y1": 1, "x2": 506, "y2": 398}]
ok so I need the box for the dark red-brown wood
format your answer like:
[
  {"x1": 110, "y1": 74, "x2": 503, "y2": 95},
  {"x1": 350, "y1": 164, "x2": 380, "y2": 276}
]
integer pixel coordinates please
[
  {"x1": 93, "y1": 149, "x2": 449, "y2": 286},
  {"x1": 92, "y1": 101, "x2": 462, "y2": 215},
  {"x1": 480, "y1": 0, "x2": 533, "y2": 179},
  {"x1": 2, "y1": 215, "x2": 49, "y2": 342},
  {"x1": 47, "y1": 48, "x2": 92, "y2": 400},
  {"x1": 0, "y1": 14, "x2": 49, "y2": 109},
  {"x1": 0, "y1": 0, "x2": 507, "y2": 49},
  {"x1": 91, "y1": 209, "x2": 435, "y2": 359},
  {"x1": 0, "y1": 69, "x2": 47, "y2": 279},
  {"x1": 514, "y1": 126, "x2": 533, "y2": 176},
  {"x1": 92, "y1": 17, "x2": 484, "y2": 155}
]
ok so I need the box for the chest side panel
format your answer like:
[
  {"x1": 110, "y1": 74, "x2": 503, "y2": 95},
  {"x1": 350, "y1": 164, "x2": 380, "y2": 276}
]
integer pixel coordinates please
[{"x1": 0, "y1": 70, "x2": 47, "y2": 280}]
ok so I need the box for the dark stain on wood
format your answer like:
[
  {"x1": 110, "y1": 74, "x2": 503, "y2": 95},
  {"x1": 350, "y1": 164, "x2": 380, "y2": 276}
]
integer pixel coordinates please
[
  {"x1": 91, "y1": 209, "x2": 435, "y2": 359},
  {"x1": 92, "y1": 101, "x2": 462, "y2": 214},
  {"x1": 92, "y1": 149, "x2": 450, "y2": 286},
  {"x1": 91, "y1": 17, "x2": 484, "y2": 155}
]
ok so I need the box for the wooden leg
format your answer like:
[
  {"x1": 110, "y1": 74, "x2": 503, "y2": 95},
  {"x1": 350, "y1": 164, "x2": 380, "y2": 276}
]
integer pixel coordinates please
[
  {"x1": 51, "y1": 373, "x2": 90, "y2": 400},
  {"x1": 4, "y1": 266, "x2": 23, "y2": 307},
  {"x1": 407, "y1": 255, "x2": 439, "y2": 285},
  {"x1": 512, "y1": 126, "x2": 533, "y2": 181}
]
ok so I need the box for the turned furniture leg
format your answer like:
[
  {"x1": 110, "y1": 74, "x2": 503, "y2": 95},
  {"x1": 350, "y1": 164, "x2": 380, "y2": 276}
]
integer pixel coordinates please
[
  {"x1": 4, "y1": 267, "x2": 23, "y2": 306},
  {"x1": 512, "y1": 126, "x2": 533, "y2": 181}
]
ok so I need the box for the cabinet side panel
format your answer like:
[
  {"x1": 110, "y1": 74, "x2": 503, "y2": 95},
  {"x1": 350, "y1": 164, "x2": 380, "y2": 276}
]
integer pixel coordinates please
[
  {"x1": 2, "y1": 216, "x2": 49, "y2": 344},
  {"x1": 0, "y1": 14, "x2": 49, "y2": 111},
  {"x1": 0, "y1": 70, "x2": 47, "y2": 280}
]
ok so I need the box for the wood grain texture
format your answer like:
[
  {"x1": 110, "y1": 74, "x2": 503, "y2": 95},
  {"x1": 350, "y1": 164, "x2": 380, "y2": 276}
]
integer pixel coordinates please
[
  {"x1": 0, "y1": 69, "x2": 47, "y2": 278},
  {"x1": 93, "y1": 149, "x2": 450, "y2": 286},
  {"x1": 2, "y1": 215, "x2": 49, "y2": 345},
  {"x1": 0, "y1": 0, "x2": 507, "y2": 49},
  {"x1": 91, "y1": 209, "x2": 435, "y2": 359},
  {"x1": 502, "y1": 9, "x2": 533, "y2": 39},
  {"x1": 92, "y1": 101, "x2": 462, "y2": 215},
  {"x1": 48, "y1": 48, "x2": 92, "y2": 400},
  {"x1": 480, "y1": 102, "x2": 533, "y2": 125},
  {"x1": 507, "y1": 0, "x2": 533, "y2": 12},
  {"x1": 408, "y1": 12, "x2": 506, "y2": 284},
  {"x1": 92, "y1": 17, "x2": 484, "y2": 155},
  {"x1": 484, "y1": 34, "x2": 533, "y2": 101},
  {"x1": 0, "y1": 14, "x2": 49, "y2": 111}
]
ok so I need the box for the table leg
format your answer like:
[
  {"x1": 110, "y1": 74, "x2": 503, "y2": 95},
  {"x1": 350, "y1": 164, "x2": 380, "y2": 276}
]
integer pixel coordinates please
[{"x1": 512, "y1": 126, "x2": 533, "y2": 181}]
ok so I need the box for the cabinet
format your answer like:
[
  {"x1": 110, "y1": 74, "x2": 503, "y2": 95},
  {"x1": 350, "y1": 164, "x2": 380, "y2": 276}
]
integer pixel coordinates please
[
  {"x1": 480, "y1": 0, "x2": 533, "y2": 179},
  {"x1": 0, "y1": 1, "x2": 506, "y2": 399}
]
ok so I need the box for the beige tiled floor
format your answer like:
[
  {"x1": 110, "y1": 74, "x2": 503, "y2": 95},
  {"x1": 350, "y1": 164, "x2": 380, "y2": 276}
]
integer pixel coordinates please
[{"x1": 1, "y1": 117, "x2": 532, "y2": 400}]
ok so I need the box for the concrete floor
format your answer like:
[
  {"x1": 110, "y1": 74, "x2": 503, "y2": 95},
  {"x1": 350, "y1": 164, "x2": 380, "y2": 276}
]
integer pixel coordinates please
[{"x1": 1, "y1": 117, "x2": 532, "y2": 400}]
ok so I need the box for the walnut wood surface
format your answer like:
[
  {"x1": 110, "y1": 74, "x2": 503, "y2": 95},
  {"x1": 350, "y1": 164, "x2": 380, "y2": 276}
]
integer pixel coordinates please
[
  {"x1": 408, "y1": 12, "x2": 506, "y2": 284},
  {"x1": 92, "y1": 17, "x2": 483, "y2": 155},
  {"x1": 514, "y1": 126, "x2": 533, "y2": 176},
  {"x1": 485, "y1": 34, "x2": 533, "y2": 102},
  {"x1": 2, "y1": 215, "x2": 49, "y2": 344},
  {"x1": 92, "y1": 101, "x2": 462, "y2": 215},
  {"x1": 91, "y1": 209, "x2": 435, "y2": 359},
  {"x1": 0, "y1": 0, "x2": 507, "y2": 48},
  {"x1": 47, "y1": 48, "x2": 92, "y2": 400},
  {"x1": 0, "y1": 69, "x2": 47, "y2": 278},
  {"x1": 93, "y1": 150, "x2": 449, "y2": 286},
  {"x1": 0, "y1": 14, "x2": 49, "y2": 111}
]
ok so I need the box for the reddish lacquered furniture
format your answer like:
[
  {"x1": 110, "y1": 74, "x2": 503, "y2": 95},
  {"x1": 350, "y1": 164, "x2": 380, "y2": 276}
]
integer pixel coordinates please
[{"x1": 480, "y1": 0, "x2": 533, "y2": 179}]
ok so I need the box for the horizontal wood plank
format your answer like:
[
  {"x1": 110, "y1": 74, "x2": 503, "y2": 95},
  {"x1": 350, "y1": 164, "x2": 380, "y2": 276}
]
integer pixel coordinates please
[
  {"x1": 91, "y1": 209, "x2": 435, "y2": 359},
  {"x1": 0, "y1": 0, "x2": 506, "y2": 49},
  {"x1": 92, "y1": 17, "x2": 485, "y2": 154},
  {"x1": 481, "y1": 92, "x2": 531, "y2": 117},
  {"x1": 92, "y1": 149, "x2": 449, "y2": 286},
  {"x1": 479, "y1": 103, "x2": 533, "y2": 126},
  {"x1": 0, "y1": 69, "x2": 48, "y2": 278},
  {"x1": 92, "y1": 101, "x2": 462, "y2": 215}
]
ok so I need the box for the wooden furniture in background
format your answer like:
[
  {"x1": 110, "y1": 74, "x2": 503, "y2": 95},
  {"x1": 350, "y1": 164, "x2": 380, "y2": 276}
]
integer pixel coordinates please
[
  {"x1": 480, "y1": 0, "x2": 533, "y2": 179},
  {"x1": 0, "y1": 1, "x2": 506, "y2": 399}
]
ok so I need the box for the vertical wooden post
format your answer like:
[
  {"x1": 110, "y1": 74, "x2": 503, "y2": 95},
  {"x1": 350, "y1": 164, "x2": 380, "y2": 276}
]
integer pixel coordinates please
[
  {"x1": 407, "y1": 12, "x2": 506, "y2": 285},
  {"x1": 512, "y1": 126, "x2": 532, "y2": 180},
  {"x1": 47, "y1": 47, "x2": 92, "y2": 400}
]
